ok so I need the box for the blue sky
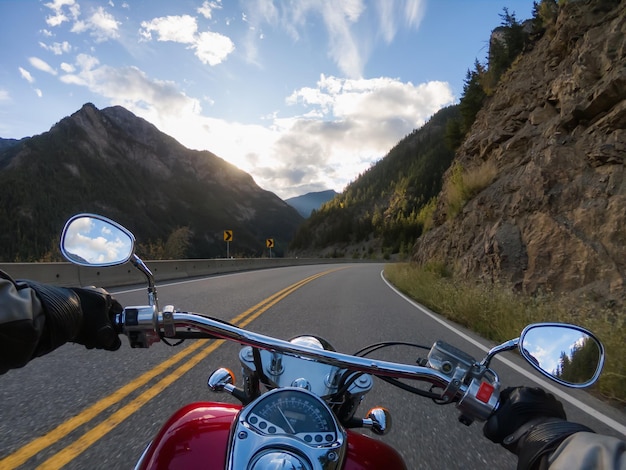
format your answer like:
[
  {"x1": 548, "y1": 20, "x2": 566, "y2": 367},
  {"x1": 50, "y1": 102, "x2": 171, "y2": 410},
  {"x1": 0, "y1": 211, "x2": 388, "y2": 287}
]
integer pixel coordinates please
[{"x1": 0, "y1": 0, "x2": 534, "y2": 198}]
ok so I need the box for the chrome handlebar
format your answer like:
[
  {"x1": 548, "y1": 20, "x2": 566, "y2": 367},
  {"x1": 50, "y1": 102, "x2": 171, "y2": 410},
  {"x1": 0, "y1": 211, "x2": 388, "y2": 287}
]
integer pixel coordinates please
[{"x1": 115, "y1": 305, "x2": 501, "y2": 424}]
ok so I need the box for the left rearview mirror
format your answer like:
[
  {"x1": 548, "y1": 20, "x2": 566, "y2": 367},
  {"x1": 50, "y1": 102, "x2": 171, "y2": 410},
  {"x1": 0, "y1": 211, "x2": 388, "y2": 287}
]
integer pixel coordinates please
[{"x1": 60, "y1": 213, "x2": 135, "y2": 267}]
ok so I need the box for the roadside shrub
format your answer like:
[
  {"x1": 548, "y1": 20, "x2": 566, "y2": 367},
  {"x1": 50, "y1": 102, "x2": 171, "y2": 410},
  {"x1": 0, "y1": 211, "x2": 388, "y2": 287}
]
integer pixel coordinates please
[
  {"x1": 444, "y1": 161, "x2": 498, "y2": 219},
  {"x1": 384, "y1": 263, "x2": 625, "y2": 407}
]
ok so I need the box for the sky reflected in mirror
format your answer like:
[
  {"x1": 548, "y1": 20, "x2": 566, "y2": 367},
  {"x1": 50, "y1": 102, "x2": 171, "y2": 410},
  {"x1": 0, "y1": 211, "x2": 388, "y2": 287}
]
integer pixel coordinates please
[
  {"x1": 63, "y1": 216, "x2": 133, "y2": 265},
  {"x1": 522, "y1": 326, "x2": 599, "y2": 384}
]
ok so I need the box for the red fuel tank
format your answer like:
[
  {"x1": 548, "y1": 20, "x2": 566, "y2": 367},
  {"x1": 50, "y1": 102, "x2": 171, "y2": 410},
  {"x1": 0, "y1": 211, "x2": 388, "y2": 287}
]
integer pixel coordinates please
[{"x1": 136, "y1": 402, "x2": 407, "y2": 469}]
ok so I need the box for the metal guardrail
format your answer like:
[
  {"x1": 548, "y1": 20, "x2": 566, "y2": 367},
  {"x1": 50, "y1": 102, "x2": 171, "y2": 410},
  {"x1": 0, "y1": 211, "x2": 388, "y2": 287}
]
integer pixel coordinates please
[{"x1": 0, "y1": 258, "x2": 360, "y2": 287}]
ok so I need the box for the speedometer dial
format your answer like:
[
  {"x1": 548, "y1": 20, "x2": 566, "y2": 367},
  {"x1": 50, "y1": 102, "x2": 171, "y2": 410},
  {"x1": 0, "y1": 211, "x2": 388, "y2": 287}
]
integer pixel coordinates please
[{"x1": 246, "y1": 389, "x2": 337, "y2": 443}]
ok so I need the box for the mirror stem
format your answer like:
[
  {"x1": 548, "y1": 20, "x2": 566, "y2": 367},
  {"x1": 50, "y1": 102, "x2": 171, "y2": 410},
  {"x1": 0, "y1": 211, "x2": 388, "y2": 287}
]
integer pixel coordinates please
[
  {"x1": 131, "y1": 254, "x2": 159, "y2": 311},
  {"x1": 480, "y1": 338, "x2": 519, "y2": 368}
]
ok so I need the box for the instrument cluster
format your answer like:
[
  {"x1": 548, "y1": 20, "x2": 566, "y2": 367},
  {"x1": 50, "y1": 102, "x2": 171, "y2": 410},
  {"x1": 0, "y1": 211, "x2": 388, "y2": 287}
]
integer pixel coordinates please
[{"x1": 228, "y1": 388, "x2": 346, "y2": 470}]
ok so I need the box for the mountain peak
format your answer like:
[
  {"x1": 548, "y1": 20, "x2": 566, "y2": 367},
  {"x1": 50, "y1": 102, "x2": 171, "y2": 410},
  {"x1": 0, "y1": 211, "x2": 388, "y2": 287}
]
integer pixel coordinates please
[
  {"x1": 286, "y1": 190, "x2": 338, "y2": 218},
  {"x1": 0, "y1": 104, "x2": 302, "y2": 261}
]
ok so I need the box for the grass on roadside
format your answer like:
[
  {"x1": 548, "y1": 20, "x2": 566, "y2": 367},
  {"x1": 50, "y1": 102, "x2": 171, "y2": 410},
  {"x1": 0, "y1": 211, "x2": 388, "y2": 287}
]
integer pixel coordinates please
[{"x1": 384, "y1": 262, "x2": 626, "y2": 408}]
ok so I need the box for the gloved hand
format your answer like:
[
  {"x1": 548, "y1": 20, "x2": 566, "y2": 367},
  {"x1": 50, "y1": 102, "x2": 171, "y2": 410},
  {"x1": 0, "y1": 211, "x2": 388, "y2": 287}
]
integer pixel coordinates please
[
  {"x1": 484, "y1": 387, "x2": 593, "y2": 470},
  {"x1": 26, "y1": 281, "x2": 122, "y2": 352},
  {"x1": 484, "y1": 386, "x2": 566, "y2": 445},
  {"x1": 70, "y1": 287, "x2": 122, "y2": 351}
]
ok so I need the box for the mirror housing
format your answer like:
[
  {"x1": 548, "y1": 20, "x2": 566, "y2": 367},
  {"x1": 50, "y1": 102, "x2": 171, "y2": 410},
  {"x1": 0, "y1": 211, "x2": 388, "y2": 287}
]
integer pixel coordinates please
[
  {"x1": 519, "y1": 323, "x2": 604, "y2": 388},
  {"x1": 60, "y1": 213, "x2": 135, "y2": 267}
]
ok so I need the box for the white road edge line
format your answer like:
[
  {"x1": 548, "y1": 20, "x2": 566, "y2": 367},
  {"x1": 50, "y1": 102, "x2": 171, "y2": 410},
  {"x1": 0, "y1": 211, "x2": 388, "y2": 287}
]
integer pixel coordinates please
[
  {"x1": 111, "y1": 272, "x2": 244, "y2": 294},
  {"x1": 380, "y1": 270, "x2": 626, "y2": 436}
]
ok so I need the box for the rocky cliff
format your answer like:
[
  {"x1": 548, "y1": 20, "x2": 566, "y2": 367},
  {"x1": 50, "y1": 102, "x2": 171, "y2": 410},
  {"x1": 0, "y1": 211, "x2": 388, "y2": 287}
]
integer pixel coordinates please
[{"x1": 412, "y1": 0, "x2": 626, "y2": 306}]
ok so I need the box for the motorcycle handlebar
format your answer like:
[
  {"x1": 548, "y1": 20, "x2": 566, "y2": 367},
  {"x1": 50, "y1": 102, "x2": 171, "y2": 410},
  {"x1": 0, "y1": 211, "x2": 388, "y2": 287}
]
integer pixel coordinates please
[
  {"x1": 115, "y1": 307, "x2": 459, "y2": 384},
  {"x1": 114, "y1": 306, "x2": 500, "y2": 424}
]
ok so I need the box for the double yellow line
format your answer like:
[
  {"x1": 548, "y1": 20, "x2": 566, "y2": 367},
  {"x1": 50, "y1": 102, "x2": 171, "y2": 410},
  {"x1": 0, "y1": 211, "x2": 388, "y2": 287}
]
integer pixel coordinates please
[{"x1": 2, "y1": 268, "x2": 341, "y2": 470}]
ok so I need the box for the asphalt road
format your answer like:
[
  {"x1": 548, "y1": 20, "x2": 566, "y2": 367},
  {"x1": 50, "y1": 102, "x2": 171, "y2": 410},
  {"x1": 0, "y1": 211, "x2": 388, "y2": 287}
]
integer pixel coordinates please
[{"x1": 1, "y1": 263, "x2": 624, "y2": 469}]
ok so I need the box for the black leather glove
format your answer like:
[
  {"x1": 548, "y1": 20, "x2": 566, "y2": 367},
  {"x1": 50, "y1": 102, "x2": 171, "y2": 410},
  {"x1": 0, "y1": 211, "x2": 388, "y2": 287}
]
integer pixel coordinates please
[
  {"x1": 70, "y1": 287, "x2": 122, "y2": 351},
  {"x1": 484, "y1": 387, "x2": 594, "y2": 470},
  {"x1": 27, "y1": 282, "x2": 122, "y2": 352}
]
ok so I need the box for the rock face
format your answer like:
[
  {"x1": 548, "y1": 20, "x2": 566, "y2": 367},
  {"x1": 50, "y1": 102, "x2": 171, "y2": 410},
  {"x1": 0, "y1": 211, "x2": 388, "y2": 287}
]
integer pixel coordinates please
[{"x1": 413, "y1": 0, "x2": 626, "y2": 306}]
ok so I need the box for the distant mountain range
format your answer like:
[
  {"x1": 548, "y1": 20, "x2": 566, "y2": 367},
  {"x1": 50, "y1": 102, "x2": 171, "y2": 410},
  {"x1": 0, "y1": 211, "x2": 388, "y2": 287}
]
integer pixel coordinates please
[
  {"x1": 0, "y1": 103, "x2": 303, "y2": 261},
  {"x1": 285, "y1": 190, "x2": 338, "y2": 218}
]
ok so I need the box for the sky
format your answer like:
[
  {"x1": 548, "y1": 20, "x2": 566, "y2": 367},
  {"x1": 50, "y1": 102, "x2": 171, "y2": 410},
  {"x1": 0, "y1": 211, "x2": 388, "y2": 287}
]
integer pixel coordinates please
[
  {"x1": 0, "y1": 0, "x2": 534, "y2": 199},
  {"x1": 62, "y1": 214, "x2": 134, "y2": 264}
]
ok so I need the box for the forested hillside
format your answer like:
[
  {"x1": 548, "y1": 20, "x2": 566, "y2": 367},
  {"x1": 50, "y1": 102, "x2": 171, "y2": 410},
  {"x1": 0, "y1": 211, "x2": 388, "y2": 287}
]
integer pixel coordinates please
[
  {"x1": 289, "y1": 105, "x2": 459, "y2": 258},
  {"x1": 288, "y1": 4, "x2": 541, "y2": 259}
]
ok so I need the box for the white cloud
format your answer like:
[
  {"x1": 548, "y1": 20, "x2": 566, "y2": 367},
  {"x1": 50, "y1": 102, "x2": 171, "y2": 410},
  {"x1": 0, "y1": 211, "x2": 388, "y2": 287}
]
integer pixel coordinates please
[
  {"x1": 44, "y1": 0, "x2": 80, "y2": 27},
  {"x1": 60, "y1": 54, "x2": 201, "y2": 118},
  {"x1": 140, "y1": 15, "x2": 198, "y2": 44},
  {"x1": 71, "y1": 6, "x2": 120, "y2": 42},
  {"x1": 59, "y1": 52, "x2": 453, "y2": 197},
  {"x1": 242, "y1": 0, "x2": 425, "y2": 78},
  {"x1": 139, "y1": 15, "x2": 234, "y2": 66},
  {"x1": 39, "y1": 40, "x2": 72, "y2": 55},
  {"x1": 404, "y1": 0, "x2": 426, "y2": 28},
  {"x1": 35, "y1": 89, "x2": 43, "y2": 98},
  {"x1": 56, "y1": 52, "x2": 452, "y2": 197},
  {"x1": 288, "y1": 75, "x2": 453, "y2": 131},
  {"x1": 61, "y1": 62, "x2": 75, "y2": 73},
  {"x1": 257, "y1": 74, "x2": 454, "y2": 195},
  {"x1": 19, "y1": 67, "x2": 35, "y2": 84},
  {"x1": 29, "y1": 57, "x2": 57, "y2": 75},
  {"x1": 194, "y1": 31, "x2": 235, "y2": 65},
  {"x1": 239, "y1": 0, "x2": 278, "y2": 65},
  {"x1": 0, "y1": 89, "x2": 10, "y2": 102},
  {"x1": 375, "y1": 0, "x2": 425, "y2": 43},
  {"x1": 198, "y1": 0, "x2": 223, "y2": 19}
]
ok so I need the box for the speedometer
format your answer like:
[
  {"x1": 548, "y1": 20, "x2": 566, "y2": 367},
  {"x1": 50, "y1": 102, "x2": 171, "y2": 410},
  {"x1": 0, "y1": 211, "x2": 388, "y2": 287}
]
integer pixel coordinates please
[
  {"x1": 230, "y1": 388, "x2": 346, "y2": 469},
  {"x1": 246, "y1": 389, "x2": 338, "y2": 444}
]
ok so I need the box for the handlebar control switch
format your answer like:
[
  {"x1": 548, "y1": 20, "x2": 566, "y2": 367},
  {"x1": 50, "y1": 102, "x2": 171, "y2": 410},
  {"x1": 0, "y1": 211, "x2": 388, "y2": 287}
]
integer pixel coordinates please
[
  {"x1": 162, "y1": 304, "x2": 176, "y2": 337},
  {"x1": 457, "y1": 377, "x2": 500, "y2": 425},
  {"x1": 122, "y1": 306, "x2": 160, "y2": 348}
]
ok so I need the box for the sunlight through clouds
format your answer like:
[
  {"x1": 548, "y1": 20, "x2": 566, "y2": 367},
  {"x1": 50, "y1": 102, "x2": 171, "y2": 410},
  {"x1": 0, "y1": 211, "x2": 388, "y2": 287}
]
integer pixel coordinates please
[
  {"x1": 6, "y1": 0, "x2": 500, "y2": 198},
  {"x1": 45, "y1": 0, "x2": 450, "y2": 197}
]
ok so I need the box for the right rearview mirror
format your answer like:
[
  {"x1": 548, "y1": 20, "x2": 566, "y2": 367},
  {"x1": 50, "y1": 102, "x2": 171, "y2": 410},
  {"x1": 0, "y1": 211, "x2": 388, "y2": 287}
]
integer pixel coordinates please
[{"x1": 519, "y1": 323, "x2": 604, "y2": 388}]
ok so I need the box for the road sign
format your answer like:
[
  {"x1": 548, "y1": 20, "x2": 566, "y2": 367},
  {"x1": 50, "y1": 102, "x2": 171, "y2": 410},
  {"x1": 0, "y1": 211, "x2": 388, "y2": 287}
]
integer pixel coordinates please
[
  {"x1": 266, "y1": 238, "x2": 274, "y2": 248},
  {"x1": 224, "y1": 230, "x2": 233, "y2": 242}
]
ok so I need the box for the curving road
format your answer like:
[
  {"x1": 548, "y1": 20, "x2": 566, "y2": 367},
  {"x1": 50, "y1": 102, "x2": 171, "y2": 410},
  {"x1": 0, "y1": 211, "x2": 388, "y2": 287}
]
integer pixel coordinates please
[{"x1": 1, "y1": 263, "x2": 624, "y2": 469}]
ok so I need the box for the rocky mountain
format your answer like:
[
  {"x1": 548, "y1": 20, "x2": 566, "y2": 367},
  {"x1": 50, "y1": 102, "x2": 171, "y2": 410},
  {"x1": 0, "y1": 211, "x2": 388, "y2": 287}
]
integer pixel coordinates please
[
  {"x1": 413, "y1": 0, "x2": 626, "y2": 305},
  {"x1": 0, "y1": 103, "x2": 303, "y2": 261},
  {"x1": 286, "y1": 190, "x2": 338, "y2": 218}
]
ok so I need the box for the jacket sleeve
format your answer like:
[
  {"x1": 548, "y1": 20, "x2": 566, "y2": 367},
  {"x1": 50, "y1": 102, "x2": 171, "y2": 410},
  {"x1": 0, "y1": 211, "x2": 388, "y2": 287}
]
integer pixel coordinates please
[
  {"x1": 548, "y1": 432, "x2": 626, "y2": 469},
  {"x1": 0, "y1": 270, "x2": 47, "y2": 374}
]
